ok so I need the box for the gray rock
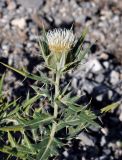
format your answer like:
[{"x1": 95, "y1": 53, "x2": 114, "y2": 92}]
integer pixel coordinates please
[
  {"x1": 63, "y1": 150, "x2": 69, "y2": 158},
  {"x1": 7, "y1": 0, "x2": 16, "y2": 11},
  {"x1": 87, "y1": 59, "x2": 103, "y2": 73},
  {"x1": 95, "y1": 74, "x2": 104, "y2": 83},
  {"x1": 96, "y1": 94, "x2": 103, "y2": 101},
  {"x1": 103, "y1": 61, "x2": 109, "y2": 69},
  {"x1": 77, "y1": 132, "x2": 95, "y2": 146},
  {"x1": 110, "y1": 70, "x2": 120, "y2": 85},
  {"x1": 17, "y1": 0, "x2": 44, "y2": 10},
  {"x1": 101, "y1": 136, "x2": 106, "y2": 146},
  {"x1": 11, "y1": 17, "x2": 26, "y2": 29}
]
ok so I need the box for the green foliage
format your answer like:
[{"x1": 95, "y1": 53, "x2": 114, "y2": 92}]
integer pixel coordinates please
[
  {"x1": 0, "y1": 27, "x2": 119, "y2": 160},
  {"x1": 101, "y1": 101, "x2": 120, "y2": 113}
]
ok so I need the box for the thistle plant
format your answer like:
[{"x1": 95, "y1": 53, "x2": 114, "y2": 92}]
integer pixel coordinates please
[{"x1": 0, "y1": 27, "x2": 119, "y2": 160}]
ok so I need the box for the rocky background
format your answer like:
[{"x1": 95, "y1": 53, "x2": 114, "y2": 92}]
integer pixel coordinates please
[{"x1": 0, "y1": 0, "x2": 122, "y2": 160}]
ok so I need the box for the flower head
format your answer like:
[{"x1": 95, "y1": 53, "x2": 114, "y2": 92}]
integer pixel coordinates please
[{"x1": 46, "y1": 28, "x2": 75, "y2": 54}]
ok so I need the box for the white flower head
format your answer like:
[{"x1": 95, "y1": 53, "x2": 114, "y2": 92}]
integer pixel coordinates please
[{"x1": 46, "y1": 28, "x2": 75, "y2": 54}]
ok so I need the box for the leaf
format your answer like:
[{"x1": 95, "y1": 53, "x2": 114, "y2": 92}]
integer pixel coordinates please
[
  {"x1": 31, "y1": 85, "x2": 51, "y2": 99},
  {"x1": 36, "y1": 137, "x2": 50, "y2": 160},
  {"x1": 22, "y1": 94, "x2": 41, "y2": 110},
  {"x1": 57, "y1": 53, "x2": 66, "y2": 72},
  {"x1": 62, "y1": 61, "x2": 79, "y2": 72},
  {"x1": 0, "y1": 74, "x2": 4, "y2": 96},
  {"x1": 0, "y1": 62, "x2": 51, "y2": 84},
  {"x1": 0, "y1": 146, "x2": 26, "y2": 159},
  {"x1": 59, "y1": 81, "x2": 71, "y2": 98},
  {"x1": 47, "y1": 54, "x2": 57, "y2": 70},
  {"x1": 23, "y1": 115, "x2": 54, "y2": 129},
  {"x1": 67, "y1": 27, "x2": 88, "y2": 63},
  {"x1": 38, "y1": 25, "x2": 49, "y2": 62},
  {"x1": 74, "y1": 27, "x2": 88, "y2": 57},
  {"x1": 101, "y1": 102, "x2": 120, "y2": 113},
  {"x1": 0, "y1": 125, "x2": 24, "y2": 131},
  {"x1": 8, "y1": 132, "x2": 16, "y2": 148},
  {"x1": 23, "y1": 132, "x2": 36, "y2": 153},
  {"x1": 36, "y1": 137, "x2": 60, "y2": 160},
  {"x1": 77, "y1": 45, "x2": 90, "y2": 62},
  {"x1": 0, "y1": 114, "x2": 53, "y2": 131},
  {"x1": 36, "y1": 122, "x2": 57, "y2": 160}
]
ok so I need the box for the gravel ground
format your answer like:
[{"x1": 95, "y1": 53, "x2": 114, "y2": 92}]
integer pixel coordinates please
[{"x1": 0, "y1": 0, "x2": 122, "y2": 159}]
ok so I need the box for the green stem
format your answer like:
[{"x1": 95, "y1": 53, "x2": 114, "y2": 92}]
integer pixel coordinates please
[
  {"x1": 54, "y1": 72, "x2": 60, "y2": 118},
  {"x1": 40, "y1": 122, "x2": 57, "y2": 160},
  {"x1": 40, "y1": 72, "x2": 60, "y2": 159}
]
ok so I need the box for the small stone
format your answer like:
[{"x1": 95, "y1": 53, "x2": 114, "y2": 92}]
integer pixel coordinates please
[
  {"x1": 110, "y1": 70, "x2": 120, "y2": 85},
  {"x1": 103, "y1": 61, "x2": 109, "y2": 69},
  {"x1": 82, "y1": 81, "x2": 95, "y2": 94},
  {"x1": 78, "y1": 132, "x2": 95, "y2": 146},
  {"x1": 103, "y1": 148, "x2": 111, "y2": 155},
  {"x1": 100, "y1": 52, "x2": 109, "y2": 60},
  {"x1": 96, "y1": 94, "x2": 103, "y2": 101},
  {"x1": 87, "y1": 59, "x2": 103, "y2": 73},
  {"x1": 108, "y1": 90, "x2": 113, "y2": 99},
  {"x1": 63, "y1": 150, "x2": 69, "y2": 158},
  {"x1": 2, "y1": 44, "x2": 9, "y2": 51},
  {"x1": 95, "y1": 74, "x2": 104, "y2": 83},
  {"x1": 17, "y1": 0, "x2": 44, "y2": 10},
  {"x1": 7, "y1": 0, "x2": 16, "y2": 10},
  {"x1": 100, "y1": 136, "x2": 106, "y2": 146},
  {"x1": 119, "y1": 112, "x2": 122, "y2": 122},
  {"x1": 11, "y1": 18, "x2": 26, "y2": 30},
  {"x1": 101, "y1": 127, "x2": 108, "y2": 136},
  {"x1": 72, "y1": 77, "x2": 78, "y2": 89}
]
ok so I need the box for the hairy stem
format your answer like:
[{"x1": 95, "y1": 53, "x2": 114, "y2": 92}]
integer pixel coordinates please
[
  {"x1": 40, "y1": 73, "x2": 60, "y2": 159},
  {"x1": 54, "y1": 72, "x2": 60, "y2": 118}
]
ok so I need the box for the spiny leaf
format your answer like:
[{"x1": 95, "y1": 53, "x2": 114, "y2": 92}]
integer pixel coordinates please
[
  {"x1": 0, "y1": 114, "x2": 53, "y2": 131},
  {"x1": 75, "y1": 27, "x2": 88, "y2": 56},
  {"x1": 0, "y1": 62, "x2": 51, "y2": 84},
  {"x1": 77, "y1": 45, "x2": 90, "y2": 62},
  {"x1": 31, "y1": 85, "x2": 51, "y2": 99},
  {"x1": 23, "y1": 132, "x2": 36, "y2": 153},
  {"x1": 38, "y1": 24, "x2": 49, "y2": 61},
  {"x1": 47, "y1": 54, "x2": 57, "y2": 70},
  {"x1": 0, "y1": 74, "x2": 4, "y2": 96},
  {"x1": 22, "y1": 94, "x2": 41, "y2": 109},
  {"x1": 36, "y1": 123, "x2": 57, "y2": 160},
  {"x1": 8, "y1": 132, "x2": 16, "y2": 148},
  {"x1": 101, "y1": 102, "x2": 120, "y2": 113},
  {"x1": 0, "y1": 125, "x2": 24, "y2": 131},
  {"x1": 0, "y1": 146, "x2": 26, "y2": 159},
  {"x1": 69, "y1": 27, "x2": 88, "y2": 62}
]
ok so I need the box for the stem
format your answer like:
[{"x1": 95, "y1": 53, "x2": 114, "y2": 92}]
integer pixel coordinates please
[
  {"x1": 54, "y1": 72, "x2": 60, "y2": 118},
  {"x1": 40, "y1": 122, "x2": 57, "y2": 160},
  {"x1": 41, "y1": 73, "x2": 60, "y2": 159}
]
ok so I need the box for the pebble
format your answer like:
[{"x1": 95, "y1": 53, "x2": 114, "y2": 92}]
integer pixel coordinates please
[
  {"x1": 95, "y1": 74, "x2": 104, "y2": 83},
  {"x1": 78, "y1": 132, "x2": 95, "y2": 146},
  {"x1": 82, "y1": 81, "x2": 95, "y2": 94},
  {"x1": 96, "y1": 94, "x2": 103, "y2": 101},
  {"x1": 7, "y1": 0, "x2": 16, "y2": 11},
  {"x1": 100, "y1": 53, "x2": 109, "y2": 60},
  {"x1": 101, "y1": 136, "x2": 106, "y2": 146},
  {"x1": 108, "y1": 90, "x2": 113, "y2": 99},
  {"x1": 11, "y1": 17, "x2": 26, "y2": 29},
  {"x1": 63, "y1": 150, "x2": 69, "y2": 158},
  {"x1": 17, "y1": 0, "x2": 44, "y2": 10},
  {"x1": 110, "y1": 70, "x2": 120, "y2": 85},
  {"x1": 87, "y1": 59, "x2": 103, "y2": 73},
  {"x1": 101, "y1": 128, "x2": 108, "y2": 136},
  {"x1": 103, "y1": 61, "x2": 109, "y2": 69}
]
